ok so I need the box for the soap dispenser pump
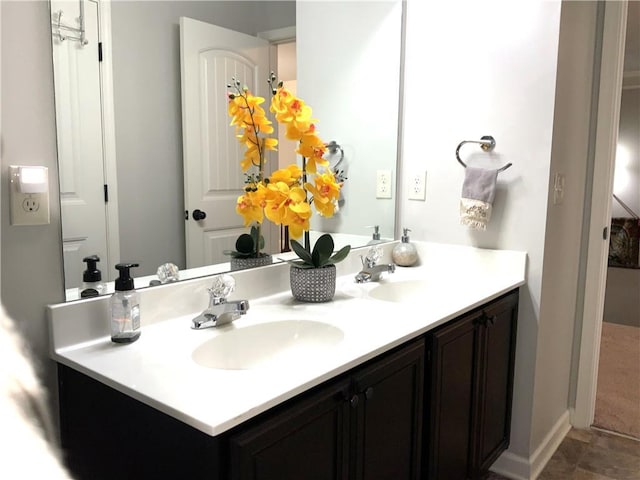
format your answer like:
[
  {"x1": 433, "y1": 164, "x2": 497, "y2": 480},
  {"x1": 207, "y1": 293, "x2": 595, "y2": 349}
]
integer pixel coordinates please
[
  {"x1": 367, "y1": 225, "x2": 383, "y2": 245},
  {"x1": 392, "y1": 228, "x2": 419, "y2": 267},
  {"x1": 80, "y1": 255, "x2": 105, "y2": 298},
  {"x1": 110, "y1": 263, "x2": 141, "y2": 344}
]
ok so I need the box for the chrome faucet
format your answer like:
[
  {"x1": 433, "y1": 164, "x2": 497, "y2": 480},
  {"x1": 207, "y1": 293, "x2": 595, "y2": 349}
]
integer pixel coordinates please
[
  {"x1": 355, "y1": 246, "x2": 396, "y2": 283},
  {"x1": 192, "y1": 275, "x2": 249, "y2": 329}
]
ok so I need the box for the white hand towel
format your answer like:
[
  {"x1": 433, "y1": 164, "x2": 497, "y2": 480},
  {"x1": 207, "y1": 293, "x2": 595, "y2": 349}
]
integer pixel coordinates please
[{"x1": 460, "y1": 167, "x2": 498, "y2": 231}]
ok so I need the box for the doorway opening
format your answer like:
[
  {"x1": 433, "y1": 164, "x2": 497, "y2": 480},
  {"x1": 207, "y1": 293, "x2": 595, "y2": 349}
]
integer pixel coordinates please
[{"x1": 593, "y1": 3, "x2": 640, "y2": 437}]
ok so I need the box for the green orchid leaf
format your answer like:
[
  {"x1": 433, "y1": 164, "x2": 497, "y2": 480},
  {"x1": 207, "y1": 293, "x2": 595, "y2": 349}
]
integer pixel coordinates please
[
  {"x1": 288, "y1": 260, "x2": 315, "y2": 269},
  {"x1": 314, "y1": 234, "x2": 334, "y2": 266},
  {"x1": 235, "y1": 233, "x2": 255, "y2": 254},
  {"x1": 313, "y1": 233, "x2": 334, "y2": 258},
  {"x1": 291, "y1": 239, "x2": 314, "y2": 265},
  {"x1": 329, "y1": 245, "x2": 351, "y2": 264},
  {"x1": 249, "y1": 225, "x2": 265, "y2": 251},
  {"x1": 311, "y1": 249, "x2": 322, "y2": 268}
]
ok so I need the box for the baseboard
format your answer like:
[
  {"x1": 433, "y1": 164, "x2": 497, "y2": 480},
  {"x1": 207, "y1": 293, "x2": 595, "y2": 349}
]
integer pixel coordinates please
[
  {"x1": 490, "y1": 450, "x2": 530, "y2": 480},
  {"x1": 490, "y1": 410, "x2": 571, "y2": 479}
]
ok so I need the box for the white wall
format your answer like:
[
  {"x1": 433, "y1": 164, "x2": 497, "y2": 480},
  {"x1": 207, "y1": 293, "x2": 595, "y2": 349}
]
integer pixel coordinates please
[
  {"x1": 402, "y1": 0, "x2": 603, "y2": 475},
  {"x1": 402, "y1": 0, "x2": 562, "y2": 468},
  {"x1": 1, "y1": 0, "x2": 66, "y2": 412},
  {"x1": 110, "y1": 1, "x2": 296, "y2": 276},
  {"x1": 296, "y1": 0, "x2": 402, "y2": 240},
  {"x1": 534, "y1": 0, "x2": 598, "y2": 459}
]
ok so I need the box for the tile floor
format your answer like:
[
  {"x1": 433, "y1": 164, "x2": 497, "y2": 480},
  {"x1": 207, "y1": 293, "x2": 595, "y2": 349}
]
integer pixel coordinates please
[{"x1": 487, "y1": 428, "x2": 640, "y2": 480}]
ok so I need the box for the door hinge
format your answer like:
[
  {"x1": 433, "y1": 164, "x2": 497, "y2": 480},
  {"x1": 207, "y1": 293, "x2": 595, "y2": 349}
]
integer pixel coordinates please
[
  {"x1": 185, "y1": 210, "x2": 189, "y2": 221},
  {"x1": 602, "y1": 226, "x2": 608, "y2": 240},
  {"x1": 98, "y1": 42, "x2": 103, "y2": 62},
  {"x1": 104, "y1": 184, "x2": 109, "y2": 203}
]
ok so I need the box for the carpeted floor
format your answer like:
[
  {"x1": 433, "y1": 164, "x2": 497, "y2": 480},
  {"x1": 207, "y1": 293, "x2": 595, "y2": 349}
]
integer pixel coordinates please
[{"x1": 593, "y1": 321, "x2": 640, "y2": 440}]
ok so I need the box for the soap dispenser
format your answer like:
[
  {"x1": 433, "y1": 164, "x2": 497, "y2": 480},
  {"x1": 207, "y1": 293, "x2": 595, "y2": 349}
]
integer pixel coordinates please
[
  {"x1": 110, "y1": 263, "x2": 141, "y2": 344},
  {"x1": 80, "y1": 255, "x2": 105, "y2": 298},
  {"x1": 392, "y1": 228, "x2": 419, "y2": 267},
  {"x1": 367, "y1": 225, "x2": 383, "y2": 245}
]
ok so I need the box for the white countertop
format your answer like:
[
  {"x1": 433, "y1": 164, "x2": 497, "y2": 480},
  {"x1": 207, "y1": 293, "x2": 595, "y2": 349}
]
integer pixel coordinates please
[{"x1": 49, "y1": 242, "x2": 526, "y2": 437}]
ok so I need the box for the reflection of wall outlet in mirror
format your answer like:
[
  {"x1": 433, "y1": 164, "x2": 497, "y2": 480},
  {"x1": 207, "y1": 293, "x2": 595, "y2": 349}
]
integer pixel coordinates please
[
  {"x1": 409, "y1": 171, "x2": 426, "y2": 201},
  {"x1": 376, "y1": 170, "x2": 392, "y2": 199},
  {"x1": 9, "y1": 165, "x2": 50, "y2": 225},
  {"x1": 553, "y1": 172, "x2": 565, "y2": 205}
]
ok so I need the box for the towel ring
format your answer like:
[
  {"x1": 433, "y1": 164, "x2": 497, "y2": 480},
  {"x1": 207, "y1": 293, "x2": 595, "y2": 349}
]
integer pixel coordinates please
[
  {"x1": 456, "y1": 136, "x2": 512, "y2": 172},
  {"x1": 325, "y1": 141, "x2": 344, "y2": 169}
]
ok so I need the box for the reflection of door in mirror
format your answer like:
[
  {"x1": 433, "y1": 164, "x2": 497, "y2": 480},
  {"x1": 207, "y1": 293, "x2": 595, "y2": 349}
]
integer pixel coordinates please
[
  {"x1": 51, "y1": 0, "x2": 119, "y2": 289},
  {"x1": 180, "y1": 18, "x2": 277, "y2": 268}
]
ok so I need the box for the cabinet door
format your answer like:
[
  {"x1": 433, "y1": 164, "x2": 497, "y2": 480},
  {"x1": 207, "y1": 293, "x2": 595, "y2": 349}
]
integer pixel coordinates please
[
  {"x1": 352, "y1": 338, "x2": 425, "y2": 480},
  {"x1": 229, "y1": 379, "x2": 351, "y2": 480},
  {"x1": 472, "y1": 291, "x2": 519, "y2": 474},
  {"x1": 426, "y1": 311, "x2": 480, "y2": 480}
]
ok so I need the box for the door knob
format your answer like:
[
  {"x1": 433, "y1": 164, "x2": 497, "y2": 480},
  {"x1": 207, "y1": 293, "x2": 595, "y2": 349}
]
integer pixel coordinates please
[{"x1": 192, "y1": 209, "x2": 207, "y2": 221}]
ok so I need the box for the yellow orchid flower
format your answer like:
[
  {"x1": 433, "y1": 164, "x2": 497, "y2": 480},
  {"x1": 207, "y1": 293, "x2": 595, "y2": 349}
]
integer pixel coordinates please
[
  {"x1": 269, "y1": 164, "x2": 303, "y2": 186},
  {"x1": 305, "y1": 172, "x2": 340, "y2": 217},
  {"x1": 236, "y1": 189, "x2": 264, "y2": 226},
  {"x1": 228, "y1": 75, "x2": 345, "y2": 245}
]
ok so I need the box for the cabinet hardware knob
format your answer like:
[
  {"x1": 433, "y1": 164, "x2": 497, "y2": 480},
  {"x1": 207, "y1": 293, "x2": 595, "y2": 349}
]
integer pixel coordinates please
[
  {"x1": 350, "y1": 394, "x2": 359, "y2": 408},
  {"x1": 365, "y1": 387, "x2": 374, "y2": 400},
  {"x1": 488, "y1": 315, "x2": 497, "y2": 326}
]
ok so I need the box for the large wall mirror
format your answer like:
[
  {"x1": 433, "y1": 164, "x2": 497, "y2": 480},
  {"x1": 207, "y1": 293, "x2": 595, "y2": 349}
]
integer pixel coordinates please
[{"x1": 50, "y1": 0, "x2": 403, "y2": 300}]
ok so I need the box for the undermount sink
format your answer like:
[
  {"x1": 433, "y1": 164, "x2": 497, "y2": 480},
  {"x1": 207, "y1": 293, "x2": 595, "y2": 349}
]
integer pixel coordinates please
[
  {"x1": 192, "y1": 320, "x2": 344, "y2": 370},
  {"x1": 367, "y1": 280, "x2": 432, "y2": 303}
]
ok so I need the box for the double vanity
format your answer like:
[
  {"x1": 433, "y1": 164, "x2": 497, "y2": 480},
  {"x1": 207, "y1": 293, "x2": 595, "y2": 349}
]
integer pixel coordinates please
[{"x1": 48, "y1": 241, "x2": 526, "y2": 480}]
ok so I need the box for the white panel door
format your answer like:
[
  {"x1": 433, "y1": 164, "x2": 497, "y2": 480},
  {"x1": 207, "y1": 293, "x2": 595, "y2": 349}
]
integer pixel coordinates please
[
  {"x1": 180, "y1": 17, "x2": 276, "y2": 268},
  {"x1": 51, "y1": 0, "x2": 111, "y2": 289}
]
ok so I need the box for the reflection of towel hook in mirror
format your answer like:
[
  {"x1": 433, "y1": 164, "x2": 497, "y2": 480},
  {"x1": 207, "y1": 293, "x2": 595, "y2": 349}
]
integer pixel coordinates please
[
  {"x1": 325, "y1": 140, "x2": 346, "y2": 181},
  {"x1": 455, "y1": 135, "x2": 512, "y2": 172}
]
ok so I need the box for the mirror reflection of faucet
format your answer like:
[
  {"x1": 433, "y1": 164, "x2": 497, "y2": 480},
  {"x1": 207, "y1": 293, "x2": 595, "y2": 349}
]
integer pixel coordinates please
[
  {"x1": 191, "y1": 275, "x2": 250, "y2": 329},
  {"x1": 355, "y1": 246, "x2": 396, "y2": 283}
]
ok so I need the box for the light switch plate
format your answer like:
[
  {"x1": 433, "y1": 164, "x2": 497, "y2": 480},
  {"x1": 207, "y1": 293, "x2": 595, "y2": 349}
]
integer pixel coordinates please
[
  {"x1": 553, "y1": 172, "x2": 565, "y2": 205},
  {"x1": 408, "y1": 171, "x2": 427, "y2": 201},
  {"x1": 9, "y1": 166, "x2": 50, "y2": 225}
]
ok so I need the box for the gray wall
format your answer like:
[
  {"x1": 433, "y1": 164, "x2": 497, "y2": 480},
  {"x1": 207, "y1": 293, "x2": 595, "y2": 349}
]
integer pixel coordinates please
[
  {"x1": 1, "y1": 0, "x2": 65, "y2": 408},
  {"x1": 604, "y1": 267, "x2": 640, "y2": 327},
  {"x1": 110, "y1": 1, "x2": 295, "y2": 276}
]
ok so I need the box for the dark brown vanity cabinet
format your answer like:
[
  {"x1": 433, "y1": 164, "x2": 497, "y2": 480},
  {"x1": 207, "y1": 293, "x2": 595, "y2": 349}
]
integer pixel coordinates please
[
  {"x1": 229, "y1": 338, "x2": 425, "y2": 480},
  {"x1": 425, "y1": 290, "x2": 519, "y2": 480},
  {"x1": 57, "y1": 291, "x2": 519, "y2": 480}
]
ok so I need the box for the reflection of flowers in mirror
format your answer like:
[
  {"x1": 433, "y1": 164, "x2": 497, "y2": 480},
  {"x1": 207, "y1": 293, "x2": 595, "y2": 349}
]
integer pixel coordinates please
[{"x1": 226, "y1": 73, "x2": 343, "y2": 256}]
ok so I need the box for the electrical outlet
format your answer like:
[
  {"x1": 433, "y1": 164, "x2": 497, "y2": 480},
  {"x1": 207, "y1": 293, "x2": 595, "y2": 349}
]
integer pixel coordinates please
[
  {"x1": 408, "y1": 171, "x2": 426, "y2": 201},
  {"x1": 376, "y1": 170, "x2": 392, "y2": 199},
  {"x1": 9, "y1": 166, "x2": 50, "y2": 225}
]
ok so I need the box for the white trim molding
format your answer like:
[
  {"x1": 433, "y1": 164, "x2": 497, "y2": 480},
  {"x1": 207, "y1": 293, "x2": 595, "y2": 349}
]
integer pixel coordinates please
[
  {"x1": 490, "y1": 410, "x2": 571, "y2": 480},
  {"x1": 97, "y1": 0, "x2": 121, "y2": 282},
  {"x1": 572, "y1": 0, "x2": 627, "y2": 429}
]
